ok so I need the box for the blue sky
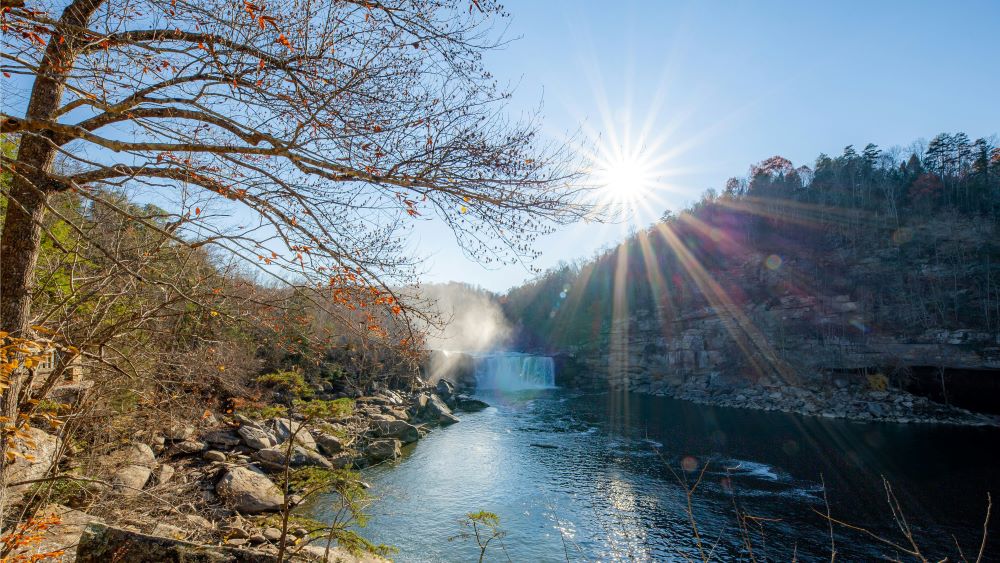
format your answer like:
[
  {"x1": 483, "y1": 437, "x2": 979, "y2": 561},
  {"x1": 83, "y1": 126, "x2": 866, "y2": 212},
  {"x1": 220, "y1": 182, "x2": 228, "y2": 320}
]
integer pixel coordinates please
[{"x1": 416, "y1": 0, "x2": 1000, "y2": 292}]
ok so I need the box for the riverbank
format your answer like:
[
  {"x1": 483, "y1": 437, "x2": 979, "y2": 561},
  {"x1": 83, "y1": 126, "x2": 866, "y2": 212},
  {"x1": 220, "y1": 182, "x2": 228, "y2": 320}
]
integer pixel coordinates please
[
  {"x1": 8, "y1": 379, "x2": 483, "y2": 561},
  {"x1": 556, "y1": 354, "x2": 1000, "y2": 427}
]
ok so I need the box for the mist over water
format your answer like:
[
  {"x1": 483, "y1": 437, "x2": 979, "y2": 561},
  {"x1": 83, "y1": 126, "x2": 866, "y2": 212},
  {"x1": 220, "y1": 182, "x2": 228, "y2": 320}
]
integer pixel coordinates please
[
  {"x1": 417, "y1": 283, "x2": 511, "y2": 354},
  {"x1": 413, "y1": 283, "x2": 518, "y2": 384}
]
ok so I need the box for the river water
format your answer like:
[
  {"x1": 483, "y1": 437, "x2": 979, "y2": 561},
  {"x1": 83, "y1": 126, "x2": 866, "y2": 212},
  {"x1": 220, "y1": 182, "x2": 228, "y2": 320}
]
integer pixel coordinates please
[{"x1": 311, "y1": 374, "x2": 998, "y2": 561}]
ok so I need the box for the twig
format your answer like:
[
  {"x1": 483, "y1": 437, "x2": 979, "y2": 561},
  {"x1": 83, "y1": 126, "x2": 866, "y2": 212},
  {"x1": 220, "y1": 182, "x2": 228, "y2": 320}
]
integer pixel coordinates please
[
  {"x1": 974, "y1": 492, "x2": 991, "y2": 563},
  {"x1": 821, "y1": 474, "x2": 837, "y2": 562}
]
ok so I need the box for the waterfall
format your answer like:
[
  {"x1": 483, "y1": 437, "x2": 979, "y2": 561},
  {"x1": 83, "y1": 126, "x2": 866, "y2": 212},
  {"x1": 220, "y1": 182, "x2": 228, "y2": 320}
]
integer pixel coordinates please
[{"x1": 474, "y1": 353, "x2": 556, "y2": 390}]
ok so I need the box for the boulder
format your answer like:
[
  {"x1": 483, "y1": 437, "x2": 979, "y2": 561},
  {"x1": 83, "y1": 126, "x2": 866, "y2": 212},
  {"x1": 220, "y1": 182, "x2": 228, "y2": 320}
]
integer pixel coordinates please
[
  {"x1": 183, "y1": 514, "x2": 213, "y2": 530},
  {"x1": 254, "y1": 444, "x2": 332, "y2": 469},
  {"x1": 221, "y1": 524, "x2": 250, "y2": 539},
  {"x1": 216, "y1": 465, "x2": 283, "y2": 513},
  {"x1": 435, "y1": 378, "x2": 456, "y2": 402},
  {"x1": 454, "y1": 396, "x2": 489, "y2": 412},
  {"x1": 383, "y1": 390, "x2": 404, "y2": 405},
  {"x1": 314, "y1": 432, "x2": 346, "y2": 456},
  {"x1": 414, "y1": 393, "x2": 430, "y2": 412},
  {"x1": 203, "y1": 430, "x2": 241, "y2": 448},
  {"x1": 11, "y1": 504, "x2": 103, "y2": 561},
  {"x1": 164, "y1": 423, "x2": 195, "y2": 442},
  {"x1": 112, "y1": 443, "x2": 157, "y2": 496},
  {"x1": 238, "y1": 425, "x2": 277, "y2": 450},
  {"x1": 271, "y1": 418, "x2": 317, "y2": 450},
  {"x1": 438, "y1": 411, "x2": 460, "y2": 425},
  {"x1": 298, "y1": 544, "x2": 390, "y2": 562},
  {"x1": 370, "y1": 420, "x2": 419, "y2": 444},
  {"x1": 380, "y1": 405, "x2": 410, "y2": 421},
  {"x1": 203, "y1": 450, "x2": 227, "y2": 462},
  {"x1": 328, "y1": 452, "x2": 357, "y2": 469},
  {"x1": 867, "y1": 402, "x2": 887, "y2": 417},
  {"x1": 1, "y1": 428, "x2": 61, "y2": 503},
  {"x1": 154, "y1": 464, "x2": 175, "y2": 485},
  {"x1": 169, "y1": 439, "x2": 207, "y2": 455},
  {"x1": 365, "y1": 439, "x2": 401, "y2": 464},
  {"x1": 151, "y1": 523, "x2": 188, "y2": 540},
  {"x1": 249, "y1": 533, "x2": 267, "y2": 545},
  {"x1": 421, "y1": 393, "x2": 458, "y2": 425}
]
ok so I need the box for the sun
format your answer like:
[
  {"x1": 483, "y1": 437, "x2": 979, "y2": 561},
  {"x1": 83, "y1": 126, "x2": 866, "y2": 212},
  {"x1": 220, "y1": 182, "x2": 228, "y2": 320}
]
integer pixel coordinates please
[
  {"x1": 590, "y1": 144, "x2": 661, "y2": 213},
  {"x1": 595, "y1": 150, "x2": 656, "y2": 204}
]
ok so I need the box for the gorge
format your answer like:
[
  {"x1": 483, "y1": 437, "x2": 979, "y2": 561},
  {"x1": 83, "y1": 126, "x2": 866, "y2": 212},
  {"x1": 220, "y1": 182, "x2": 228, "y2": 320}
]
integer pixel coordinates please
[{"x1": 329, "y1": 357, "x2": 999, "y2": 561}]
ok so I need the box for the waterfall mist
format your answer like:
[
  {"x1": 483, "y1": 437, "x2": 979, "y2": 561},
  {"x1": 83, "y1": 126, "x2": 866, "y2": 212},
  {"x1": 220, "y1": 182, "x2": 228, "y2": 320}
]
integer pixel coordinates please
[
  {"x1": 415, "y1": 282, "x2": 511, "y2": 383},
  {"x1": 419, "y1": 282, "x2": 511, "y2": 353}
]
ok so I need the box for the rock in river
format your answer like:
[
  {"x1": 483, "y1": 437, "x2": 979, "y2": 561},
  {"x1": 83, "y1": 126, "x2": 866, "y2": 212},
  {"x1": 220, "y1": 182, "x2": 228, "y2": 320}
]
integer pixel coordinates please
[
  {"x1": 365, "y1": 439, "x2": 401, "y2": 463},
  {"x1": 455, "y1": 396, "x2": 490, "y2": 412},
  {"x1": 422, "y1": 393, "x2": 459, "y2": 425}
]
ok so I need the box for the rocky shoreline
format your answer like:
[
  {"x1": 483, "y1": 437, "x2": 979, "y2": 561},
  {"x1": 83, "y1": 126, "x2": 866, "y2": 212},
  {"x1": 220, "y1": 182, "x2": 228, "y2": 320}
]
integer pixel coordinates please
[
  {"x1": 666, "y1": 380, "x2": 999, "y2": 426},
  {"x1": 555, "y1": 354, "x2": 999, "y2": 427},
  {"x1": 10, "y1": 379, "x2": 483, "y2": 561}
]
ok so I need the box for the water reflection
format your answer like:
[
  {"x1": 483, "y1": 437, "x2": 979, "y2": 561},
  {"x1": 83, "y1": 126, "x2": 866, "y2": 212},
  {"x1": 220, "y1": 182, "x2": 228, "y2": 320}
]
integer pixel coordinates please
[{"x1": 308, "y1": 389, "x2": 998, "y2": 562}]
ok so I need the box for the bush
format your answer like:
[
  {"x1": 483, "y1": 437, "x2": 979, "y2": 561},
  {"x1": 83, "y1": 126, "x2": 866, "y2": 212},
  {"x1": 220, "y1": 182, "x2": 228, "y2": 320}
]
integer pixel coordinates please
[{"x1": 256, "y1": 370, "x2": 313, "y2": 398}]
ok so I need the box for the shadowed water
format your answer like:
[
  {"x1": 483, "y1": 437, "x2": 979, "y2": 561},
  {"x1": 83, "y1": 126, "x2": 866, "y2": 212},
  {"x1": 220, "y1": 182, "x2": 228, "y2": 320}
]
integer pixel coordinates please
[{"x1": 310, "y1": 388, "x2": 998, "y2": 562}]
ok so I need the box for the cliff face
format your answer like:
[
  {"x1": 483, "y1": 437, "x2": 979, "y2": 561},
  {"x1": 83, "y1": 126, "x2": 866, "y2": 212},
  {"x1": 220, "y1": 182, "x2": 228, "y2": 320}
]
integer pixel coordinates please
[{"x1": 516, "y1": 217, "x2": 1000, "y2": 425}]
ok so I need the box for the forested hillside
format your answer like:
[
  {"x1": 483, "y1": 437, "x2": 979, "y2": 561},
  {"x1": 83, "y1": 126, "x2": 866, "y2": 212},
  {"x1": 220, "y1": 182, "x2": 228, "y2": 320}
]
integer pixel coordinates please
[{"x1": 504, "y1": 133, "x2": 1000, "y2": 418}]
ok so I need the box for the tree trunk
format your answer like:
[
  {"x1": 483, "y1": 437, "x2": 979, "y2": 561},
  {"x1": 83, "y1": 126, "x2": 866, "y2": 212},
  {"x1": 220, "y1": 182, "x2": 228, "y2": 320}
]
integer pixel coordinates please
[
  {"x1": 0, "y1": 0, "x2": 103, "y2": 422},
  {"x1": 0, "y1": 171, "x2": 51, "y2": 418}
]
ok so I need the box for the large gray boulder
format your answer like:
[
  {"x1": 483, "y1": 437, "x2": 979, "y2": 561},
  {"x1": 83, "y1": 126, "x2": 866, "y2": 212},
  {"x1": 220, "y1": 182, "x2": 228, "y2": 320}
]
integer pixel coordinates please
[
  {"x1": 314, "y1": 432, "x2": 346, "y2": 456},
  {"x1": 202, "y1": 430, "x2": 241, "y2": 448},
  {"x1": 111, "y1": 443, "x2": 157, "y2": 496},
  {"x1": 164, "y1": 423, "x2": 195, "y2": 442},
  {"x1": 215, "y1": 465, "x2": 283, "y2": 513},
  {"x1": 298, "y1": 544, "x2": 390, "y2": 562},
  {"x1": 1, "y1": 428, "x2": 60, "y2": 503},
  {"x1": 11, "y1": 504, "x2": 104, "y2": 561},
  {"x1": 271, "y1": 418, "x2": 317, "y2": 450},
  {"x1": 168, "y1": 439, "x2": 207, "y2": 456},
  {"x1": 365, "y1": 439, "x2": 401, "y2": 464},
  {"x1": 422, "y1": 393, "x2": 459, "y2": 425},
  {"x1": 237, "y1": 425, "x2": 277, "y2": 450},
  {"x1": 454, "y1": 396, "x2": 490, "y2": 412},
  {"x1": 370, "y1": 420, "x2": 420, "y2": 444},
  {"x1": 435, "y1": 378, "x2": 456, "y2": 405},
  {"x1": 254, "y1": 444, "x2": 332, "y2": 469}
]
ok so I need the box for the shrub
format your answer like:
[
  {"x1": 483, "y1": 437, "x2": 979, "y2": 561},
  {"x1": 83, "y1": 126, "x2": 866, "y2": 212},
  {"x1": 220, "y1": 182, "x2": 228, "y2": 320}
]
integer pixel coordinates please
[{"x1": 256, "y1": 370, "x2": 312, "y2": 399}]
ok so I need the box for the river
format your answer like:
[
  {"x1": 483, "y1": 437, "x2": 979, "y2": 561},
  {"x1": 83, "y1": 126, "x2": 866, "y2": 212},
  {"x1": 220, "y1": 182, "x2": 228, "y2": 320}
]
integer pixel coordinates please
[{"x1": 310, "y1": 363, "x2": 998, "y2": 561}]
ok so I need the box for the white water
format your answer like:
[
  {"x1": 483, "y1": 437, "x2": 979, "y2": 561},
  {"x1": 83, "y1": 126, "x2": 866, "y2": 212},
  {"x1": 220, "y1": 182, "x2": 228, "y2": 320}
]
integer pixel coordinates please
[{"x1": 474, "y1": 353, "x2": 555, "y2": 390}]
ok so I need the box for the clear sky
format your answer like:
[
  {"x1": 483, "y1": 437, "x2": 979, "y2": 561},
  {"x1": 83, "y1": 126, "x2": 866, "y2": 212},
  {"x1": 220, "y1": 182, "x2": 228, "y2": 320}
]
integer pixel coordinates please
[{"x1": 415, "y1": 0, "x2": 1000, "y2": 292}]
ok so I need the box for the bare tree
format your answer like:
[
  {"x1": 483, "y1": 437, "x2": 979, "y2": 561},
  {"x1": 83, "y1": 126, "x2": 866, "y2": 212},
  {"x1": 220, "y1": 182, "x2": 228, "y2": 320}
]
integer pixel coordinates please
[{"x1": 0, "y1": 0, "x2": 587, "y2": 421}]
